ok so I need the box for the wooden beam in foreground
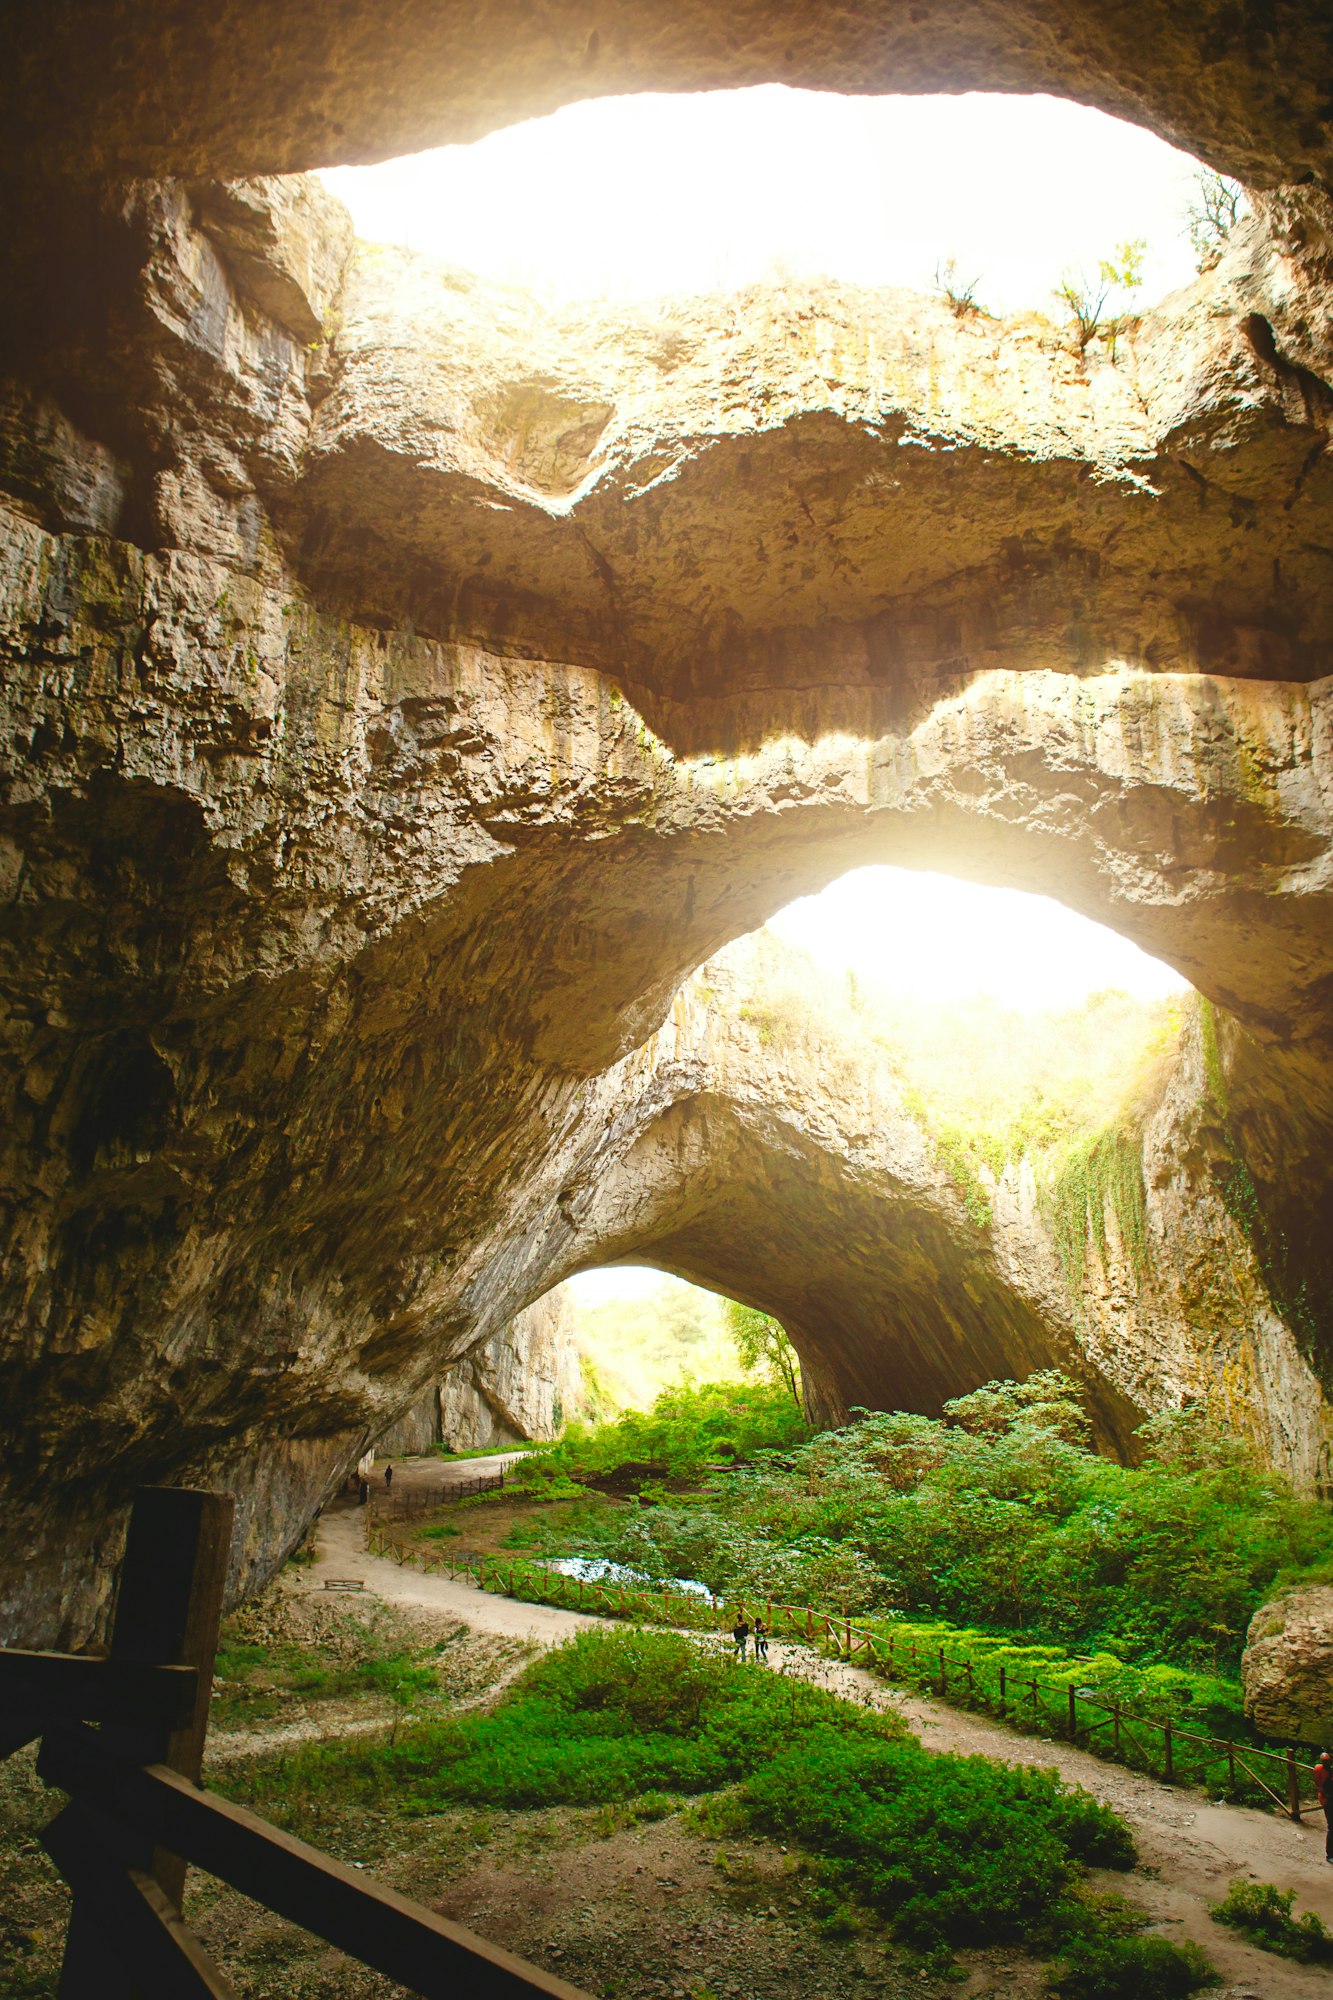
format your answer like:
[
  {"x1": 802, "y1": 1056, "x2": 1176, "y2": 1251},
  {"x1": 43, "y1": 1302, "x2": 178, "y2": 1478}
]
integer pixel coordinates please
[
  {"x1": 0, "y1": 1651, "x2": 198, "y2": 1729},
  {"x1": 43, "y1": 1803, "x2": 238, "y2": 2000},
  {"x1": 42, "y1": 1726, "x2": 595, "y2": 2000}
]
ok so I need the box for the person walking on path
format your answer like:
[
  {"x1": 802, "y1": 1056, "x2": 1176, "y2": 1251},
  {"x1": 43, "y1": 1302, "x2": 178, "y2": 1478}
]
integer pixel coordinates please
[
  {"x1": 1315, "y1": 1749, "x2": 1333, "y2": 1862},
  {"x1": 732, "y1": 1617, "x2": 750, "y2": 1662},
  {"x1": 753, "y1": 1618, "x2": 769, "y2": 1663},
  {"x1": 357, "y1": 1476, "x2": 369, "y2": 1505},
  {"x1": 384, "y1": 1462, "x2": 393, "y2": 1489}
]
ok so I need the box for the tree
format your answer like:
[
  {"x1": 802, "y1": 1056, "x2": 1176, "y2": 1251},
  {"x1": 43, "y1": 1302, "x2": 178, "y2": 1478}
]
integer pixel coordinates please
[
  {"x1": 1187, "y1": 169, "x2": 1245, "y2": 273},
  {"x1": 934, "y1": 255, "x2": 985, "y2": 319},
  {"x1": 723, "y1": 1299, "x2": 803, "y2": 1408},
  {"x1": 1054, "y1": 237, "x2": 1145, "y2": 356}
]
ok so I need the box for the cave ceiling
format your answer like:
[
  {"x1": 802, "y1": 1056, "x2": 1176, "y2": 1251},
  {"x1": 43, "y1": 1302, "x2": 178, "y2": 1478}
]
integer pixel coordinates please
[{"x1": 3, "y1": 1, "x2": 1333, "y2": 1644}]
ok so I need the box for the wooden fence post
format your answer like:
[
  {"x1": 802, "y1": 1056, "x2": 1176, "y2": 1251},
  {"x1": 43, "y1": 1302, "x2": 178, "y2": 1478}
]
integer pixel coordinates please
[
  {"x1": 1286, "y1": 1749, "x2": 1301, "y2": 1821},
  {"x1": 1067, "y1": 1685, "x2": 1078, "y2": 1740},
  {"x1": 1163, "y1": 1719, "x2": 1174, "y2": 1783},
  {"x1": 56, "y1": 1485, "x2": 233, "y2": 1998},
  {"x1": 998, "y1": 1665, "x2": 1007, "y2": 1712},
  {"x1": 938, "y1": 1648, "x2": 946, "y2": 1695}
]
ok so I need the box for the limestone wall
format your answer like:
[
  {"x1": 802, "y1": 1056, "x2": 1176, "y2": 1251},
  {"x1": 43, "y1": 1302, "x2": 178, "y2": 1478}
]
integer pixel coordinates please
[{"x1": 2, "y1": 171, "x2": 1333, "y2": 1642}]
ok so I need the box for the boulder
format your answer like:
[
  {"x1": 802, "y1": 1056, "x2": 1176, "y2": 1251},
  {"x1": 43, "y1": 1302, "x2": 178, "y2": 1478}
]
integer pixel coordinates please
[{"x1": 1242, "y1": 1586, "x2": 1333, "y2": 1746}]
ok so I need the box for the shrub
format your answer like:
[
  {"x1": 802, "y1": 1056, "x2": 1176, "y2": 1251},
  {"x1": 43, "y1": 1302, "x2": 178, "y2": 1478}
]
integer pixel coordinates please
[
  {"x1": 541, "y1": 1376, "x2": 1333, "y2": 1675},
  {"x1": 1210, "y1": 1878, "x2": 1333, "y2": 1962},
  {"x1": 226, "y1": 1628, "x2": 1149, "y2": 1969},
  {"x1": 1043, "y1": 1890, "x2": 1218, "y2": 1998},
  {"x1": 1050, "y1": 1929, "x2": 1217, "y2": 1998}
]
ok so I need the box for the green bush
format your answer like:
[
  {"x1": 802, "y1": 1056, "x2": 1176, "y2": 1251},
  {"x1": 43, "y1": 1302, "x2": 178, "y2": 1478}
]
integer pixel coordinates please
[
  {"x1": 1051, "y1": 1930, "x2": 1217, "y2": 1998},
  {"x1": 224, "y1": 1628, "x2": 1214, "y2": 1986},
  {"x1": 539, "y1": 1379, "x2": 808, "y2": 1488},
  {"x1": 535, "y1": 1376, "x2": 1333, "y2": 1675},
  {"x1": 1210, "y1": 1878, "x2": 1333, "y2": 1962}
]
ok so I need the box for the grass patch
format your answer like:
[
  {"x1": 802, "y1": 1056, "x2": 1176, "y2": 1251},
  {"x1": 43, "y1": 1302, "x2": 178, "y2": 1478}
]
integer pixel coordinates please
[
  {"x1": 220, "y1": 1627, "x2": 1212, "y2": 1992},
  {"x1": 210, "y1": 1601, "x2": 479, "y2": 1729},
  {"x1": 1210, "y1": 1878, "x2": 1333, "y2": 1962}
]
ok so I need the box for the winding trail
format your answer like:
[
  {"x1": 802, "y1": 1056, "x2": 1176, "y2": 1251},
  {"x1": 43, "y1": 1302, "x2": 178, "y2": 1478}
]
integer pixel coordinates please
[{"x1": 303, "y1": 1470, "x2": 1333, "y2": 1998}]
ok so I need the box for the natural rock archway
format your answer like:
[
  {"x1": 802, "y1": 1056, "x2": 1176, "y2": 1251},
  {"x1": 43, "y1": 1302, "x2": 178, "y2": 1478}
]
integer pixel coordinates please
[
  {"x1": 8, "y1": 0, "x2": 1333, "y2": 196},
  {"x1": 4, "y1": 36, "x2": 1333, "y2": 1643}
]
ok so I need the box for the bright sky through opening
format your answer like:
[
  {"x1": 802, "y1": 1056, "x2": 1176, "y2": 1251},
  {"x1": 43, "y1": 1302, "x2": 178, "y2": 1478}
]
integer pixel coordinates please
[
  {"x1": 568, "y1": 868, "x2": 1187, "y2": 1312},
  {"x1": 320, "y1": 88, "x2": 1213, "y2": 309},
  {"x1": 768, "y1": 865, "x2": 1189, "y2": 1011}
]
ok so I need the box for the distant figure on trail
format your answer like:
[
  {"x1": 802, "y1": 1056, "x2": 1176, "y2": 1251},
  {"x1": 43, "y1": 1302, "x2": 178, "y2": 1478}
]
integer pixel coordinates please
[
  {"x1": 384, "y1": 1463, "x2": 393, "y2": 1489},
  {"x1": 357, "y1": 1477, "x2": 369, "y2": 1505},
  {"x1": 1315, "y1": 1749, "x2": 1333, "y2": 1862},
  {"x1": 732, "y1": 1618, "x2": 750, "y2": 1662},
  {"x1": 753, "y1": 1618, "x2": 768, "y2": 1663}
]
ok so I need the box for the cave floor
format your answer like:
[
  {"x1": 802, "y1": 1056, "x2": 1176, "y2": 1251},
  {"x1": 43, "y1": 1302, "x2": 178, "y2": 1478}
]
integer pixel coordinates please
[{"x1": 3, "y1": 1506, "x2": 1329, "y2": 1999}]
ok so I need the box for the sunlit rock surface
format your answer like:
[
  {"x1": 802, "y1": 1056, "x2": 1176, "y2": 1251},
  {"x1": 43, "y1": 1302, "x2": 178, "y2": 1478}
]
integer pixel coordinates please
[
  {"x1": 2, "y1": 172, "x2": 1333, "y2": 1643},
  {"x1": 298, "y1": 219, "x2": 1333, "y2": 703},
  {"x1": 436, "y1": 1290, "x2": 587, "y2": 1451},
  {"x1": 1242, "y1": 1586, "x2": 1333, "y2": 1745},
  {"x1": 7, "y1": 0, "x2": 1333, "y2": 194}
]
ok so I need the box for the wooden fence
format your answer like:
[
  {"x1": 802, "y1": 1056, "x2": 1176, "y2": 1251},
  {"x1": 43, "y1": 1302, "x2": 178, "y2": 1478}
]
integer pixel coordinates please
[
  {"x1": 368, "y1": 1525, "x2": 1323, "y2": 1826},
  {"x1": 368, "y1": 1468, "x2": 510, "y2": 1521},
  {"x1": 1, "y1": 1487, "x2": 592, "y2": 2000}
]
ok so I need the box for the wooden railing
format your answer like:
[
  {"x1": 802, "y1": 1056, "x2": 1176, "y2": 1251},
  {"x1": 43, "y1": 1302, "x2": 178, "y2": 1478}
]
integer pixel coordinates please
[
  {"x1": 368, "y1": 1525, "x2": 1323, "y2": 1827},
  {"x1": 1, "y1": 1487, "x2": 592, "y2": 2000},
  {"x1": 368, "y1": 1467, "x2": 511, "y2": 1520}
]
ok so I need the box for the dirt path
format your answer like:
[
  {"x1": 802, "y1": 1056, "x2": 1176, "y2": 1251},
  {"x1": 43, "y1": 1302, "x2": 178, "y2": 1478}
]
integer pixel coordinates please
[
  {"x1": 310, "y1": 1493, "x2": 604, "y2": 1643},
  {"x1": 307, "y1": 1501, "x2": 1332, "y2": 1997}
]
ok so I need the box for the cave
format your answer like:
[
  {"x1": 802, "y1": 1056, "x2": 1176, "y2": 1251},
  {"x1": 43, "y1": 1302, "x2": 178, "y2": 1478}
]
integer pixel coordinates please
[{"x1": 1, "y1": 2, "x2": 1332, "y2": 1672}]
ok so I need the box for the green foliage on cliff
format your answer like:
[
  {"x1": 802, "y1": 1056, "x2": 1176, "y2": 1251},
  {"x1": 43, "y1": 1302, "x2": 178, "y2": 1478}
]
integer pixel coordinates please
[
  {"x1": 1197, "y1": 997, "x2": 1328, "y2": 1361},
  {"x1": 1040, "y1": 1121, "x2": 1150, "y2": 1294}
]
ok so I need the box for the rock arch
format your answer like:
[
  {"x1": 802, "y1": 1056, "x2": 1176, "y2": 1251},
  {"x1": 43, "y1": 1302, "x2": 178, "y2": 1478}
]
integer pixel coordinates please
[{"x1": 4, "y1": 25, "x2": 1333, "y2": 1640}]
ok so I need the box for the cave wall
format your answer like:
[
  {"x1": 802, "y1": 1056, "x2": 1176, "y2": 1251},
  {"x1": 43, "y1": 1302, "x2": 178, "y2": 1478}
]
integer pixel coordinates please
[
  {"x1": 436, "y1": 1289, "x2": 588, "y2": 1451},
  {"x1": 2, "y1": 24, "x2": 1333, "y2": 1641}
]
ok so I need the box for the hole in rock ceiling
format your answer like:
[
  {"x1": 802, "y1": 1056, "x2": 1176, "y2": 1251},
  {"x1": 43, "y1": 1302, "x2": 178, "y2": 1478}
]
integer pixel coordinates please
[
  {"x1": 769, "y1": 864, "x2": 1187, "y2": 1012},
  {"x1": 757, "y1": 863, "x2": 1191, "y2": 1175},
  {"x1": 318, "y1": 88, "x2": 1238, "y2": 313},
  {"x1": 561, "y1": 870, "x2": 1189, "y2": 1404}
]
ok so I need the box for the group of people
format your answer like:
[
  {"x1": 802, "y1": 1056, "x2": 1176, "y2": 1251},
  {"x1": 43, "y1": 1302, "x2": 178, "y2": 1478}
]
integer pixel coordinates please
[{"x1": 730, "y1": 1616, "x2": 769, "y2": 1663}]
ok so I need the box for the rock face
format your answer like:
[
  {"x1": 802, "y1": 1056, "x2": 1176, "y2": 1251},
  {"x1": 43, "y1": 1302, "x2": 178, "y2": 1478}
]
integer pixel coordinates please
[
  {"x1": 3, "y1": 108, "x2": 1333, "y2": 1642},
  {"x1": 437, "y1": 1290, "x2": 587, "y2": 1451},
  {"x1": 7, "y1": 1, "x2": 1333, "y2": 194},
  {"x1": 1242, "y1": 1587, "x2": 1333, "y2": 1746}
]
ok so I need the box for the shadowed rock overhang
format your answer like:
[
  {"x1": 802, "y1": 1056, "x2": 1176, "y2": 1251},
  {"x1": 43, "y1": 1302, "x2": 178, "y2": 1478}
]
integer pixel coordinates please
[{"x1": 3, "y1": 4, "x2": 1333, "y2": 1644}]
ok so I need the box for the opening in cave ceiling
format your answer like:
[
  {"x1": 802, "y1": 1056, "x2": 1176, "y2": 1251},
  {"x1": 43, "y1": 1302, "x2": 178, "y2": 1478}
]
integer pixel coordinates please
[{"x1": 317, "y1": 87, "x2": 1229, "y2": 310}]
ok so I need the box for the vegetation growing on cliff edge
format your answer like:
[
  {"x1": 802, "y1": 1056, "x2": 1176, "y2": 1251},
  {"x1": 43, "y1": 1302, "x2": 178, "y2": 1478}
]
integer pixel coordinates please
[
  {"x1": 517, "y1": 1374, "x2": 1333, "y2": 1675},
  {"x1": 222, "y1": 1625, "x2": 1213, "y2": 1993},
  {"x1": 711, "y1": 934, "x2": 1184, "y2": 1243}
]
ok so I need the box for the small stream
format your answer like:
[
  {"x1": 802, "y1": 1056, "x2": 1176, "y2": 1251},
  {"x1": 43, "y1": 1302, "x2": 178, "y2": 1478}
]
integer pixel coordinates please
[{"x1": 542, "y1": 1555, "x2": 713, "y2": 1601}]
